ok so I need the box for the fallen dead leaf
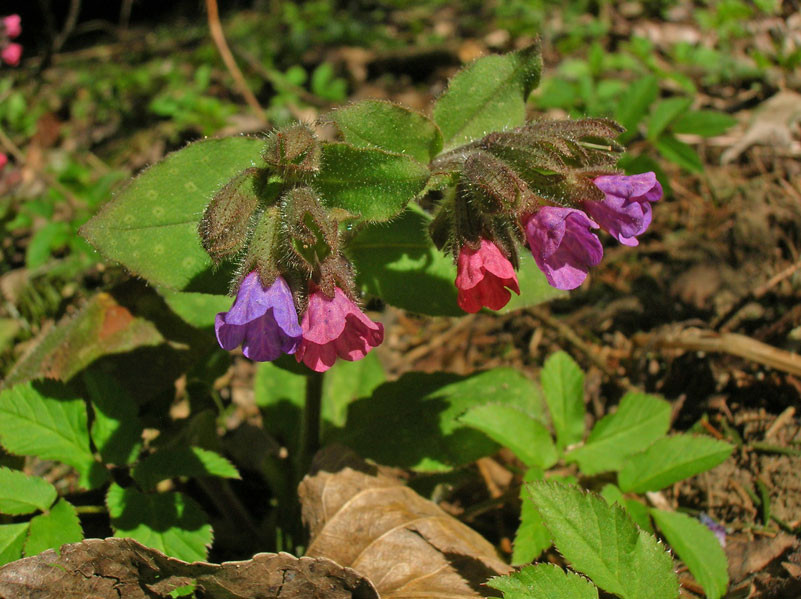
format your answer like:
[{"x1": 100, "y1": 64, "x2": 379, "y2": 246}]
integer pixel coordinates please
[
  {"x1": 726, "y1": 532, "x2": 797, "y2": 584},
  {"x1": 721, "y1": 91, "x2": 801, "y2": 164},
  {"x1": 299, "y1": 445, "x2": 511, "y2": 598},
  {"x1": 0, "y1": 537, "x2": 377, "y2": 599}
]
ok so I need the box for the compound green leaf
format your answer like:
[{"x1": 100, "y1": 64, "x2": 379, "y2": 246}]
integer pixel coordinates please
[
  {"x1": 107, "y1": 484, "x2": 212, "y2": 562},
  {"x1": 434, "y1": 43, "x2": 542, "y2": 150},
  {"x1": 651, "y1": 509, "x2": 728, "y2": 599},
  {"x1": 0, "y1": 523, "x2": 29, "y2": 566},
  {"x1": 541, "y1": 352, "x2": 585, "y2": 451},
  {"x1": 647, "y1": 97, "x2": 692, "y2": 140},
  {"x1": 0, "y1": 381, "x2": 107, "y2": 490},
  {"x1": 81, "y1": 137, "x2": 264, "y2": 292},
  {"x1": 459, "y1": 405, "x2": 557, "y2": 469},
  {"x1": 618, "y1": 435, "x2": 734, "y2": 493},
  {"x1": 512, "y1": 468, "x2": 551, "y2": 565},
  {"x1": 488, "y1": 563, "x2": 598, "y2": 599},
  {"x1": 84, "y1": 370, "x2": 143, "y2": 467},
  {"x1": 655, "y1": 134, "x2": 704, "y2": 173},
  {"x1": 615, "y1": 76, "x2": 659, "y2": 140},
  {"x1": 132, "y1": 447, "x2": 240, "y2": 490},
  {"x1": 333, "y1": 368, "x2": 543, "y2": 471},
  {"x1": 566, "y1": 393, "x2": 671, "y2": 475},
  {"x1": 24, "y1": 499, "x2": 83, "y2": 557},
  {"x1": 0, "y1": 467, "x2": 57, "y2": 515},
  {"x1": 331, "y1": 100, "x2": 443, "y2": 163},
  {"x1": 671, "y1": 110, "x2": 737, "y2": 137},
  {"x1": 315, "y1": 143, "x2": 430, "y2": 221},
  {"x1": 527, "y1": 481, "x2": 679, "y2": 599}
]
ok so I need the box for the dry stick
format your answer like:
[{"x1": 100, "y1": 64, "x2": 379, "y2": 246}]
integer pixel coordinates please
[
  {"x1": 52, "y1": 0, "x2": 82, "y2": 54},
  {"x1": 205, "y1": 0, "x2": 267, "y2": 122}
]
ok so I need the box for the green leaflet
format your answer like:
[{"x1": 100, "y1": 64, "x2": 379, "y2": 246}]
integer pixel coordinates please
[{"x1": 488, "y1": 563, "x2": 598, "y2": 599}]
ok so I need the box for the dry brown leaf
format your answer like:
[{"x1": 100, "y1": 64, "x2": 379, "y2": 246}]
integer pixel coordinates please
[
  {"x1": 726, "y1": 533, "x2": 797, "y2": 584},
  {"x1": 299, "y1": 445, "x2": 511, "y2": 599},
  {"x1": 0, "y1": 537, "x2": 377, "y2": 599},
  {"x1": 721, "y1": 91, "x2": 801, "y2": 164}
]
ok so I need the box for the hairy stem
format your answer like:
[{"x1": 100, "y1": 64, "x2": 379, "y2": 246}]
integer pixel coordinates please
[{"x1": 299, "y1": 371, "x2": 324, "y2": 476}]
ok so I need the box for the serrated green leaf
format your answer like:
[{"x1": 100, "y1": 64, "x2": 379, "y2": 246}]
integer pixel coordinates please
[
  {"x1": 655, "y1": 134, "x2": 704, "y2": 173},
  {"x1": 0, "y1": 467, "x2": 57, "y2": 515},
  {"x1": 647, "y1": 97, "x2": 693, "y2": 140},
  {"x1": 566, "y1": 393, "x2": 671, "y2": 474},
  {"x1": 107, "y1": 484, "x2": 212, "y2": 561},
  {"x1": 348, "y1": 207, "x2": 562, "y2": 317},
  {"x1": 0, "y1": 381, "x2": 107, "y2": 490},
  {"x1": 253, "y1": 361, "x2": 306, "y2": 452},
  {"x1": 333, "y1": 368, "x2": 542, "y2": 471},
  {"x1": 488, "y1": 563, "x2": 598, "y2": 599},
  {"x1": 512, "y1": 468, "x2": 551, "y2": 565},
  {"x1": 615, "y1": 76, "x2": 659, "y2": 140},
  {"x1": 434, "y1": 43, "x2": 542, "y2": 150},
  {"x1": 331, "y1": 100, "x2": 443, "y2": 163},
  {"x1": 81, "y1": 137, "x2": 264, "y2": 292},
  {"x1": 84, "y1": 370, "x2": 143, "y2": 466},
  {"x1": 321, "y1": 351, "x2": 385, "y2": 431},
  {"x1": 0, "y1": 523, "x2": 29, "y2": 566},
  {"x1": 541, "y1": 352, "x2": 585, "y2": 451},
  {"x1": 132, "y1": 447, "x2": 240, "y2": 490},
  {"x1": 619, "y1": 435, "x2": 733, "y2": 493},
  {"x1": 671, "y1": 110, "x2": 737, "y2": 137},
  {"x1": 651, "y1": 509, "x2": 728, "y2": 599},
  {"x1": 459, "y1": 404, "x2": 557, "y2": 469},
  {"x1": 162, "y1": 291, "x2": 232, "y2": 329},
  {"x1": 315, "y1": 143, "x2": 430, "y2": 221},
  {"x1": 527, "y1": 481, "x2": 679, "y2": 599},
  {"x1": 24, "y1": 499, "x2": 83, "y2": 557}
]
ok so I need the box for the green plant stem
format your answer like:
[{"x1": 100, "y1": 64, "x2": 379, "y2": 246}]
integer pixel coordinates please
[
  {"x1": 74, "y1": 504, "x2": 107, "y2": 514},
  {"x1": 299, "y1": 371, "x2": 324, "y2": 477},
  {"x1": 749, "y1": 442, "x2": 801, "y2": 456}
]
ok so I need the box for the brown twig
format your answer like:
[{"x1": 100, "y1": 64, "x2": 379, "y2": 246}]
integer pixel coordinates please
[
  {"x1": 52, "y1": 0, "x2": 82, "y2": 54},
  {"x1": 205, "y1": 0, "x2": 266, "y2": 122}
]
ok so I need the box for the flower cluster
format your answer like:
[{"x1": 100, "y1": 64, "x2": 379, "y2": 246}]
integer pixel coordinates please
[
  {"x1": 454, "y1": 172, "x2": 662, "y2": 310},
  {"x1": 1, "y1": 14, "x2": 21, "y2": 67},
  {"x1": 215, "y1": 272, "x2": 383, "y2": 373}
]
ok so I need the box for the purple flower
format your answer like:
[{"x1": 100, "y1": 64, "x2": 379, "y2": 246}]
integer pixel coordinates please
[
  {"x1": 699, "y1": 513, "x2": 726, "y2": 548},
  {"x1": 215, "y1": 272, "x2": 302, "y2": 361},
  {"x1": 525, "y1": 206, "x2": 603, "y2": 290},
  {"x1": 585, "y1": 172, "x2": 663, "y2": 247}
]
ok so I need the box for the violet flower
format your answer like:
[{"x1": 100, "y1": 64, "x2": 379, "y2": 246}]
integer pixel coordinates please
[
  {"x1": 215, "y1": 272, "x2": 302, "y2": 362},
  {"x1": 525, "y1": 206, "x2": 603, "y2": 290},
  {"x1": 585, "y1": 172, "x2": 663, "y2": 247},
  {"x1": 295, "y1": 287, "x2": 384, "y2": 372},
  {"x1": 455, "y1": 239, "x2": 520, "y2": 313}
]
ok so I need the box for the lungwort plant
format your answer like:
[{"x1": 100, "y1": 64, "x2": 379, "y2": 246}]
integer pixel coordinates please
[{"x1": 0, "y1": 41, "x2": 726, "y2": 598}]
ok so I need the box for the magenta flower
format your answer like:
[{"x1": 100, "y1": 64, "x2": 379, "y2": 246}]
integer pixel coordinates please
[
  {"x1": 2, "y1": 15, "x2": 21, "y2": 39},
  {"x1": 1, "y1": 42, "x2": 21, "y2": 66},
  {"x1": 215, "y1": 272, "x2": 302, "y2": 362},
  {"x1": 455, "y1": 239, "x2": 520, "y2": 313},
  {"x1": 585, "y1": 172, "x2": 663, "y2": 247},
  {"x1": 295, "y1": 287, "x2": 384, "y2": 372},
  {"x1": 0, "y1": 153, "x2": 7, "y2": 170},
  {"x1": 525, "y1": 206, "x2": 603, "y2": 290}
]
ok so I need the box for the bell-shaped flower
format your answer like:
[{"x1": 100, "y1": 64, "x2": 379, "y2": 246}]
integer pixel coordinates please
[
  {"x1": 1, "y1": 42, "x2": 21, "y2": 66},
  {"x1": 525, "y1": 206, "x2": 603, "y2": 290},
  {"x1": 585, "y1": 172, "x2": 663, "y2": 246},
  {"x1": 2, "y1": 15, "x2": 21, "y2": 39},
  {"x1": 296, "y1": 287, "x2": 384, "y2": 372},
  {"x1": 215, "y1": 272, "x2": 302, "y2": 362},
  {"x1": 455, "y1": 239, "x2": 520, "y2": 313}
]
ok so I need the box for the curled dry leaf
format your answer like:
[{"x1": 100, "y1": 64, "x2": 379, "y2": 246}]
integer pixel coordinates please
[
  {"x1": 299, "y1": 445, "x2": 512, "y2": 598},
  {"x1": 0, "y1": 537, "x2": 377, "y2": 599}
]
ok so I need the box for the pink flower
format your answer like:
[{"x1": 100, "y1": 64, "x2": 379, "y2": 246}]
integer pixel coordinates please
[
  {"x1": 525, "y1": 206, "x2": 603, "y2": 290},
  {"x1": 1, "y1": 42, "x2": 21, "y2": 66},
  {"x1": 585, "y1": 172, "x2": 663, "y2": 246},
  {"x1": 455, "y1": 239, "x2": 520, "y2": 313},
  {"x1": 2, "y1": 15, "x2": 21, "y2": 39},
  {"x1": 296, "y1": 287, "x2": 384, "y2": 372},
  {"x1": 0, "y1": 153, "x2": 7, "y2": 171}
]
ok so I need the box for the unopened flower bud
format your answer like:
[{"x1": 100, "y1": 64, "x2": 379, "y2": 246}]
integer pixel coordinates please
[
  {"x1": 199, "y1": 168, "x2": 261, "y2": 263},
  {"x1": 262, "y1": 123, "x2": 320, "y2": 177}
]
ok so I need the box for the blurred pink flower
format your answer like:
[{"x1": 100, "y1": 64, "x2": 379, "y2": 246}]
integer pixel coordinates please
[
  {"x1": 1, "y1": 42, "x2": 22, "y2": 66},
  {"x1": 2, "y1": 15, "x2": 21, "y2": 39},
  {"x1": 455, "y1": 239, "x2": 519, "y2": 313},
  {"x1": 0, "y1": 153, "x2": 7, "y2": 171}
]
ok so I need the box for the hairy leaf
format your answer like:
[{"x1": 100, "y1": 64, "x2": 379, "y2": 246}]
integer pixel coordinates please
[
  {"x1": 0, "y1": 381, "x2": 107, "y2": 489},
  {"x1": 315, "y1": 143, "x2": 430, "y2": 221},
  {"x1": 81, "y1": 137, "x2": 263, "y2": 291},
  {"x1": 0, "y1": 467, "x2": 57, "y2": 515},
  {"x1": 107, "y1": 484, "x2": 213, "y2": 562},
  {"x1": 618, "y1": 435, "x2": 734, "y2": 493},
  {"x1": 24, "y1": 498, "x2": 83, "y2": 557},
  {"x1": 566, "y1": 392, "x2": 671, "y2": 474},
  {"x1": 651, "y1": 509, "x2": 728, "y2": 599},
  {"x1": 488, "y1": 563, "x2": 598, "y2": 598},
  {"x1": 541, "y1": 352, "x2": 585, "y2": 451},
  {"x1": 331, "y1": 99, "x2": 443, "y2": 163},
  {"x1": 434, "y1": 43, "x2": 542, "y2": 150},
  {"x1": 132, "y1": 447, "x2": 240, "y2": 490},
  {"x1": 299, "y1": 445, "x2": 511, "y2": 598},
  {"x1": 527, "y1": 481, "x2": 679, "y2": 599},
  {"x1": 0, "y1": 537, "x2": 378, "y2": 599}
]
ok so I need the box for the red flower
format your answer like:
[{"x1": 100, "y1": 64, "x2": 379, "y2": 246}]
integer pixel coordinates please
[{"x1": 455, "y1": 239, "x2": 520, "y2": 313}]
